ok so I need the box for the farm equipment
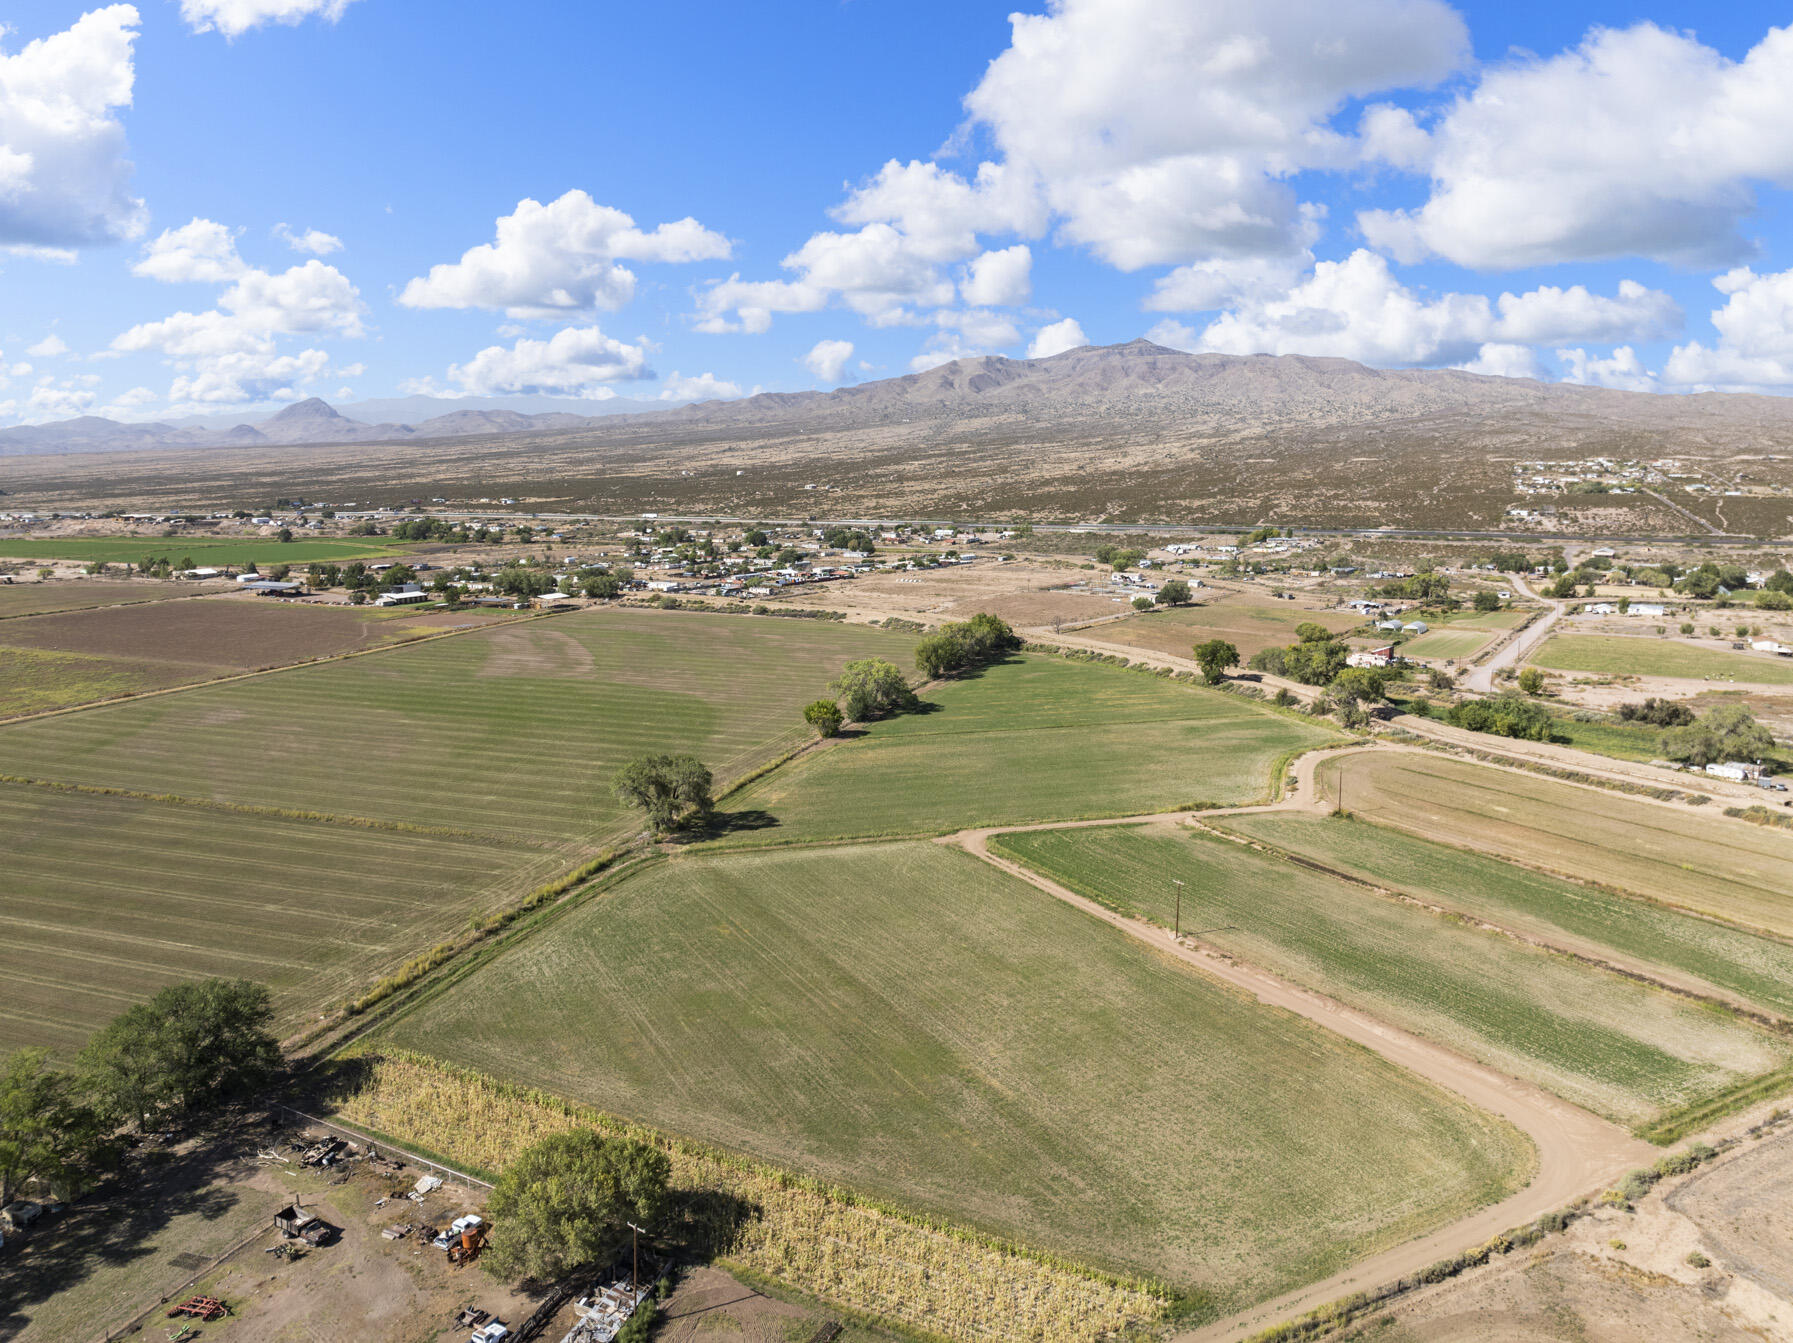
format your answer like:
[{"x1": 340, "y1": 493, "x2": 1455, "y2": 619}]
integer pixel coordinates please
[
  {"x1": 167, "y1": 1296, "x2": 229, "y2": 1321},
  {"x1": 448, "y1": 1221, "x2": 489, "y2": 1266}
]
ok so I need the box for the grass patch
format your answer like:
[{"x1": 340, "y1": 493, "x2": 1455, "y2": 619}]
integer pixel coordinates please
[
  {"x1": 375, "y1": 841, "x2": 1530, "y2": 1309},
  {"x1": 992, "y1": 824, "x2": 1793, "y2": 1125},
  {"x1": 1215, "y1": 812, "x2": 1793, "y2": 1022},
  {"x1": 1097, "y1": 601, "x2": 1362, "y2": 660},
  {"x1": 714, "y1": 654, "x2": 1339, "y2": 843},
  {"x1": 1535, "y1": 634, "x2": 1793, "y2": 685},
  {"x1": 1398, "y1": 628, "x2": 1490, "y2": 660},
  {"x1": 1320, "y1": 753, "x2": 1793, "y2": 939},
  {"x1": 0, "y1": 645, "x2": 201, "y2": 716}
]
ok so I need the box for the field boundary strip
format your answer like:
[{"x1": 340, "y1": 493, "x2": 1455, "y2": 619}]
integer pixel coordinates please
[
  {"x1": 1195, "y1": 816, "x2": 1793, "y2": 1039},
  {"x1": 0, "y1": 587, "x2": 220, "y2": 622}
]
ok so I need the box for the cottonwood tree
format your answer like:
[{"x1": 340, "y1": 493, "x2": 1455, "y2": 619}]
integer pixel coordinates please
[
  {"x1": 831, "y1": 658, "x2": 916, "y2": 722},
  {"x1": 1666, "y1": 706, "x2": 1775, "y2": 768},
  {"x1": 1, "y1": 1050, "x2": 107, "y2": 1206},
  {"x1": 1155, "y1": 579, "x2": 1192, "y2": 606},
  {"x1": 80, "y1": 980, "x2": 281, "y2": 1130},
  {"x1": 1192, "y1": 639, "x2": 1239, "y2": 685},
  {"x1": 484, "y1": 1131, "x2": 670, "y2": 1284},
  {"x1": 613, "y1": 755, "x2": 714, "y2": 835}
]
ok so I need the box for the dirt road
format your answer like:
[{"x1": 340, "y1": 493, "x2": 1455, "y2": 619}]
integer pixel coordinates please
[
  {"x1": 946, "y1": 747, "x2": 1661, "y2": 1343},
  {"x1": 1463, "y1": 575, "x2": 1562, "y2": 693}
]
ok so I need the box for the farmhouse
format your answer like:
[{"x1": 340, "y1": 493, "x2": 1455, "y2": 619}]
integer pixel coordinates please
[
  {"x1": 1348, "y1": 646, "x2": 1400, "y2": 668},
  {"x1": 1630, "y1": 603, "x2": 1667, "y2": 617}
]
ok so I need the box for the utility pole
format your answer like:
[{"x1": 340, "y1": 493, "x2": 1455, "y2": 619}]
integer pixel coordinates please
[
  {"x1": 627, "y1": 1221, "x2": 644, "y2": 1291},
  {"x1": 1172, "y1": 879, "x2": 1184, "y2": 940}
]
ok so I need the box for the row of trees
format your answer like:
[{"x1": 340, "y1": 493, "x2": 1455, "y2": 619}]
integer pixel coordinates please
[
  {"x1": 1, "y1": 979, "x2": 281, "y2": 1208},
  {"x1": 914, "y1": 614, "x2": 1021, "y2": 678}
]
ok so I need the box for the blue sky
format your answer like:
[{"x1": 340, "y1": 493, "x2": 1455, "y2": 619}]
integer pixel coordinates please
[{"x1": 4, "y1": 0, "x2": 1793, "y2": 425}]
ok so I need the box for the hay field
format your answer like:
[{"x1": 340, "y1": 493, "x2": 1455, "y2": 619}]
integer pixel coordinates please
[
  {"x1": 718, "y1": 655, "x2": 1337, "y2": 842},
  {"x1": 993, "y1": 824, "x2": 1792, "y2": 1125},
  {"x1": 1318, "y1": 754, "x2": 1793, "y2": 938},
  {"x1": 0, "y1": 580, "x2": 187, "y2": 618},
  {"x1": 0, "y1": 608, "x2": 916, "y2": 845},
  {"x1": 1217, "y1": 813, "x2": 1793, "y2": 1021},
  {"x1": 0, "y1": 536, "x2": 405, "y2": 564},
  {"x1": 1095, "y1": 599, "x2": 1362, "y2": 660},
  {"x1": 1400, "y1": 628, "x2": 1493, "y2": 660},
  {"x1": 1535, "y1": 634, "x2": 1793, "y2": 685},
  {"x1": 0, "y1": 780, "x2": 566, "y2": 1052},
  {"x1": 380, "y1": 841, "x2": 1529, "y2": 1306}
]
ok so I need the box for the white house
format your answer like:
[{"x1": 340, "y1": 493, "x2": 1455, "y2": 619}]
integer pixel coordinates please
[
  {"x1": 1585, "y1": 603, "x2": 1615, "y2": 615},
  {"x1": 1630, "y1": 603, "x2": 1667, "y2": 617}
]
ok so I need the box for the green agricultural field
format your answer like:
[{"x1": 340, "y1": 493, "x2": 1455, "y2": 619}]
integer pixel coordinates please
[
  {"x1": 0, "y1": 580, "x2": 185, "y2": 619},
  {"x1": 1398, "y1": 628, "x2": 1489, "y2": 660},
  {"x1": 380, "y1": 841, "x2": 1529, "y2": 1308},
  {"x1": 1217, "y1": 813, "x2": 1793, "y2": 1021},
  {"x1": 0, "y1": 536, "x2": 407, "y2": 565},
  {"x1": 0, "y1": 780, "x2": 567, "y2": 1053},
  {"x1": 1535, "y1": 634, "x2": 1793, "y2": 685},
  {"x1": 0, "y1": 608, "x2": 916, "y2": 846},
  {"x1": 718, "y1": 655, "x2": 1337, "y2": 843},
  {"x1": 993, "y1": 824, "x2": 1791, "y2": 1125},
  {"x1": 1320, "y1": 753, "x2": 1793, "y2": 939}
]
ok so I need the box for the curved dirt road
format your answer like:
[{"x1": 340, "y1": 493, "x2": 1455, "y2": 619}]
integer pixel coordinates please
[{"x1": 946, "y1": 749, "x2": 1659, "y2": 1343}]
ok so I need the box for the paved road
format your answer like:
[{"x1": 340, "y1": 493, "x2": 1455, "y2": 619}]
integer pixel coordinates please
[{"x1": 946, "y1": 765, "x2": 1658, "y2": 1343}]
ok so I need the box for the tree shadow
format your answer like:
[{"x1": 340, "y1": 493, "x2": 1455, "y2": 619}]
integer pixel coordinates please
[
  {"x1": 301, "y1": 1054, "x2": 379, "y2": 1114},
  {"x1": 0, "y1": 1117, "x2": 261, "y2": 1342},
  {"x1": 691, "y1": 809, "x2": 781, "y2": 840}
]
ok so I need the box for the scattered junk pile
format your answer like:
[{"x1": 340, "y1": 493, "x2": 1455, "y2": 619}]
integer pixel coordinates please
[
  {"x1": 272, "y1": 1198, "x2": 334, "y2": 1248},
  {"x1": 433, "y1": 1214, "x2": 489, "y2": 1265},
  {"x1": 470, "y1": 1321, "x2": 512, "y2": 1343},
  {"x1": 560, "y1": 1274, "x2": 652, "y2": 1343}
]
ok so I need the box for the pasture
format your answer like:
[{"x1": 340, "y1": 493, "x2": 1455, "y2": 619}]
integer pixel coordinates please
[
  {"x1": 0, "y1": 580, "x2": 187, "y2": 619},
  {"x1": 1399, "y1": 627, "x2": 1492, "y2": 660},
  {"x1": 993, "y1": 823, "x2": 1791, "y2": 1125},
  {"x1": 1317, "y1": 753, "x2": 1793, "y2": 939},
  {"x1": 0, "y1": 608, "x2": 916, "y2": 845},
  {"x1": 0, "y1": 646, "x2": 203, "y2": 718},
  {"x1": 1097, "y1": 599, "x2": 1362, "y2": 660},
  {"x1": 379, "y1": 841, "x2": 1529, "y2": 1306},
  {"x1": 0, "y1": 780, "x2": 565, "y2": 1052},
  {"x1": 1535, "y1": 634, "x2": 1793, "y2": 685},
  {"x1": 719, "y1": 654, "x2": 1337, "y2": 842},
  {"x1": 0, "y1": 536, "x2": 407, "y2": 565},
  {"x1": 1217, "y1": 813, "x2": 1793, "y2": 1021}
]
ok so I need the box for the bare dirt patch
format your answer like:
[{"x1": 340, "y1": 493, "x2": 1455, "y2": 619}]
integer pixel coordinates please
[{"x1": 475, "y1": 626, "x2": 597, "y2": 678}]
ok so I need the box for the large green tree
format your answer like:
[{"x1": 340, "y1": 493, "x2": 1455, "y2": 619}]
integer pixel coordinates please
[
  {"x1": 612, "y1": 755, "x2": 715, "y2": 835},
  {"x1": 831, "y1": 658, "x2": 917, "y2": 721},
  {"x1": 80, "y1": 980, "x2": 281, "y2": 1129},
  {"x1": 1665, "y1": 706, "x2": 1776, "y2": 768},
  {"x1": 484, "y1": 1131, "x2": 671, "y2": 1284},
  {"x1": 1192, "y1": 639, "x2": 1240, "y2": 685},
  {"x1": 1154, "y1": 579, "x2": 1192, "y2": 606},
  {"x1": 1, "y1": 1050, "x2": 106, "y2": 1206}
]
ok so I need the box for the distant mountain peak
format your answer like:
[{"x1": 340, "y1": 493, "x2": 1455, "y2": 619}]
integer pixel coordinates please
[{"x1": 268, "y1": 397, "x2": 347, "y2": 423}]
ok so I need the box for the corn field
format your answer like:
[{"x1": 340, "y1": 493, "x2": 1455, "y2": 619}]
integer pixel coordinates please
[{"x1": 329, "y1": 1050, "x2": 1170, "y2": 1342}]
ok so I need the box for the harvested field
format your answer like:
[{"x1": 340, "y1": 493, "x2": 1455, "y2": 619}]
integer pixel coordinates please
[
  {"x1": 0, "y1": 607, "x2": 916, "y2": 845},
  {"x1": 718, "y1": 654, "x2": 1336, "y2": 842},
  {"x1": 1215, "y1": 813, "x2": 1793, "y2": 1021},
  {"x1": 0, "y1": 536, "x2": 405, "y2": 565},
  {"x1": 1535, "y1": 634, "x2": 1793, "y2": 685},
  {"x1": 0, "y1": 779, "x2": 564, "y2": 1052},
  {"x1": 1095, "y1": 599, "x2": 1362, "y2": 660},
  {"x1": 992, "y1": 824, "x2": 1792, "y2": 1124},
  {"x1": 0, "y1": 598, "x2": 410, "y2": 667},
  {"x1": 377, "y1": 842, "x2": 1530, "y2": 1310},
  {"x1": 0, "y1": 580, "x2": 191, "y2": 619},
  {"x1": 1318, "y1": 753, "x2": 1793, "y2": 939}
]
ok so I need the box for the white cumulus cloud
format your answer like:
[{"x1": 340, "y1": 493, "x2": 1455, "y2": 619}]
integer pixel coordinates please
[
  {"x1": 1360, "y1": 23, "x2": 1793, "y2": 269},
  {"x1": 1663, "y1": 266, "x2": 1793, "y2": 390},
  {"x1": 403, "y1": 190, "x2": 730, "y2": 319},
  {"x1": 0, "y1": 5, "x2": 146, "y2": 249},
  {"x1": 960, "y1": 244, "x2": 1032, "y2": 307},
  {"x1": 1028, "y1": 317, "x2": 1087, "y2": 359},
  {"x1": 1455, "y1": 343, "x2": 1543, "y2": 380},
  {"x1": 429, "y1": 325, "x2": 654, "y2": 398},
  {"x1": 26, "y1": 334, "x2": 68, "y2": 357},
  {"x1": 180, "y1": 0, "x2": 357, "y2": 38},
  {"x1": 659, "y1": 371, "x2": 741, "y2": 402},
  {"x1": 274, "y1": 223, "x2": 342, "y2": 255},
  {"x1": 802, "y1": 339, "x2": 855, "y2": 384},
  {"x1": 1557, "y1": 346, "x2": 1658, "y2": 393}
]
